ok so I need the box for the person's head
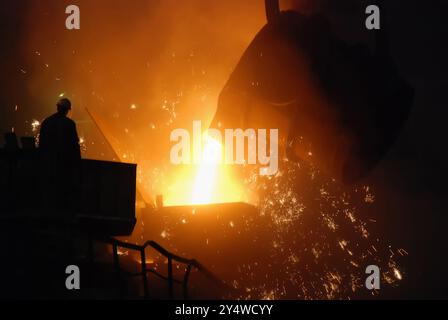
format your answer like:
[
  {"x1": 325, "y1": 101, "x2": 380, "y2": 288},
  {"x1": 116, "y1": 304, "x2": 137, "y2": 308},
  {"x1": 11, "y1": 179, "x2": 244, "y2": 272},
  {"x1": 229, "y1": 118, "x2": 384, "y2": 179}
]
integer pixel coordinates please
[{"x1": 56, "y1": 98, "x2": 72, "y2": 116}]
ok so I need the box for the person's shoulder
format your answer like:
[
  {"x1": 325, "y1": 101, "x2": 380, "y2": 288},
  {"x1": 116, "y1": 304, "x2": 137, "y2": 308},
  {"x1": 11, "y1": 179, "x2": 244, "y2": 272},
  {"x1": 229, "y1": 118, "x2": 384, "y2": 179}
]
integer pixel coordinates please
[
  {"x1": 59, "y1": 115, "x2": 76, "y2": 125},
  {"x1": 41, "y1": 113, "x2": 57, "y2": 126},
  {"x1": 66, "y1": 117, "x2": 77, "y2": 126}
]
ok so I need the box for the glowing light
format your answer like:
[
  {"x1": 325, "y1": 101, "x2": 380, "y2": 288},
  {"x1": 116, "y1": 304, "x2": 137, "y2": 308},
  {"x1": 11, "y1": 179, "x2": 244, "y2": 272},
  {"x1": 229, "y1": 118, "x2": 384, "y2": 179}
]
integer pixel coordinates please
[
  {"x1": 393, "y1": 268, "x2": 402, "y2": 280},
  {"x1": 31, "y1": 119, "x2": 40, "y2": 132},
  {"x1": 163, "y1": 133, "x2": 245, "y2": 206},
  {"x1": 59, "y1": 92, "x2": 65, "y2": 97},
  {"x1": 117, "y1": 250, "x2": 128, "y2": 256},
  {"x1": 160, "y1": 230, "x2": 169, "y2": 239},
  {"x1": 191, "y1": 135, "x2": 221, "y2": 205}
]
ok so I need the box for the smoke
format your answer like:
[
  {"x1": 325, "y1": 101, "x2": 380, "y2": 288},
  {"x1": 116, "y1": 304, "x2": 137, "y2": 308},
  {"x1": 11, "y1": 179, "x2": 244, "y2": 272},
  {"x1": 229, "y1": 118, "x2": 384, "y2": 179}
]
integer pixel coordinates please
[
  {"x1": 11, "y1": 0, "x2": 269, "y2": 201},
  {"x1": 4, "y1": 0, "x2": 374, "y2": 202}
]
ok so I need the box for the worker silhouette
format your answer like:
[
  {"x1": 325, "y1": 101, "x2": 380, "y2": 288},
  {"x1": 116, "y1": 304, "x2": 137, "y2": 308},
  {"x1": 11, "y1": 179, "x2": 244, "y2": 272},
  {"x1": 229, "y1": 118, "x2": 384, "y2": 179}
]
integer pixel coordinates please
[
  {"x1": 39, "y1": 98, "x2": 81, "y2": 215},
  {"x1": 39, "y1": 98, "x2": 81, "y2": 161}
]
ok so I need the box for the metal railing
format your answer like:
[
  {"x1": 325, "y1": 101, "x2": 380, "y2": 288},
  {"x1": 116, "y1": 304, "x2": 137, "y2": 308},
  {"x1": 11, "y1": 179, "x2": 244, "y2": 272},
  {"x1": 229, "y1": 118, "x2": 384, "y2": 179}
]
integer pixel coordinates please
[{"x1": 102, "y1": 238, "x2": 224, "y2": 299}]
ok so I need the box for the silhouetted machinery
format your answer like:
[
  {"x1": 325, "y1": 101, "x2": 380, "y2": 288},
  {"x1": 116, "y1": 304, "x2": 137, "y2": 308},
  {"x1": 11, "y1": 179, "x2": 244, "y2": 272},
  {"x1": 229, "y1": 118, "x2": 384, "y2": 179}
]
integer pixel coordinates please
[
  {"x1": 0, "y1": 134, "x2": 136, "y2": 236},
  {"x1": 211, "y1": 0, "x2": 414, "y2": 183}
]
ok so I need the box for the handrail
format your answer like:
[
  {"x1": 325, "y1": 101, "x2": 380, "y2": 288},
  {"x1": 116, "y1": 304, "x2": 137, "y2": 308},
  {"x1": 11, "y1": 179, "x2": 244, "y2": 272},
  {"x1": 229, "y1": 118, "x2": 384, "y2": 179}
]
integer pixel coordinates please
[
  {"x1": 107, "y1": 237, "x2": 229, "y2": 299},
  {"x1": 145, "y1": 240, "x2": 198, "y2": 266}
]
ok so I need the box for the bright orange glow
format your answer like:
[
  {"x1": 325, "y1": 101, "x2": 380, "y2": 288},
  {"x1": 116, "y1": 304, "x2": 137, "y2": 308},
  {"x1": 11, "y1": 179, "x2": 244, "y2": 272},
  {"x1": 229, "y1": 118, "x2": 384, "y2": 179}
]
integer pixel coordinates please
[
  {"x1": 164, "y1": 134, "x2": 245, "y2": 206},
  {"x1": 192, "y1": 135, "x2": 221, "y2": 204}
]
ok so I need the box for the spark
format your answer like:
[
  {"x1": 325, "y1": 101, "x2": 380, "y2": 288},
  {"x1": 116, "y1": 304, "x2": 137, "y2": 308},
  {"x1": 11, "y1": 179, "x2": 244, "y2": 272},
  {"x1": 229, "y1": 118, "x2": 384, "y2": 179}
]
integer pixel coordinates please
[
  {"x1": 160, "y1": 230, "x2": 169, "y2": 239},
  {"x1": 31, "y1": 119, "x2": 40, "y2": 132},
  {"x1": 117, "y1": 250, "x2": 128, "y2": 256},
  {"x1": 393, "y1": 268, "x2": 402, "y2": 280},
  {"x1": 224, "y1": 156, "x2": 406, "y2": 299}
]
